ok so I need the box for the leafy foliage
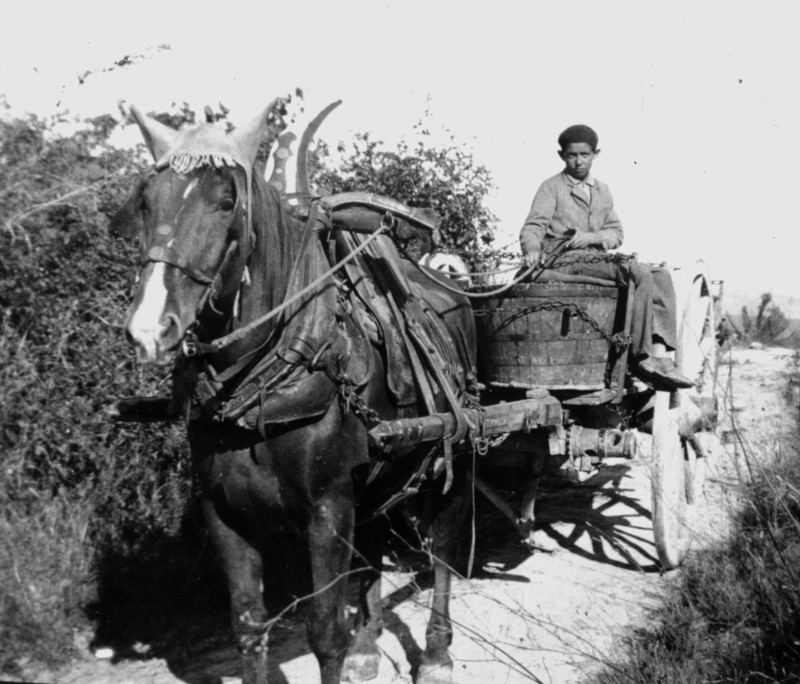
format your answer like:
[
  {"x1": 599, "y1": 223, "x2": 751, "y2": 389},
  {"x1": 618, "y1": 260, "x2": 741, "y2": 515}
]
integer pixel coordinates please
[
  {"x1": 740, "y1": 293, "x2": 791, "y2": 345},
  {"x1": 0, "y1": 109, "x2": 194, "y2": 673},
  {"x1": 311, "y1": 118, "x2": 499, "y2": 271}
]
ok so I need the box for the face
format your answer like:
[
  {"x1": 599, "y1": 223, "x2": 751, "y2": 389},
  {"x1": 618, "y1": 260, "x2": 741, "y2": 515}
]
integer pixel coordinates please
[
  {"x1": 558, "y1": 142, "x2": 598, "y2": 180},
  {"x1": 114, "y1": 167, "x2": 242, "y2": 364}
]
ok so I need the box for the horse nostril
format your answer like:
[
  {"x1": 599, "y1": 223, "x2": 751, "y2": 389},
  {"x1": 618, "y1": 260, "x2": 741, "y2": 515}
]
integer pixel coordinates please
[{"x1": 160, "y1": 312, "x2": 183, "y2": 345}]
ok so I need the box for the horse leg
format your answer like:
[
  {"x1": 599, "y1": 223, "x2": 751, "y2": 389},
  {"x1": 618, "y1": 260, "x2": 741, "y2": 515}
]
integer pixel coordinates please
[
  {"x1": 518, "y1": 454, "x2": 545, "y2": 549},
  {"x1": 343, "y1": 517, "x2": 386, "y2": 682},
  {"x1": 307, "y1": 493, "x2": 356, "y2": 684},
  {"x1": 418, "y1": 470, "x2": 469, "y2": 684},
  {"x1": 202, "y1": 499, "x2": 269, "y2": 684}
]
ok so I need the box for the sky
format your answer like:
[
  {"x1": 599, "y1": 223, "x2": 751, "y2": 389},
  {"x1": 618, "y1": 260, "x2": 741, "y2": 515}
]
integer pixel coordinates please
[{"x1": 1, "y1": 0, "x2": 797, "y2": 297}]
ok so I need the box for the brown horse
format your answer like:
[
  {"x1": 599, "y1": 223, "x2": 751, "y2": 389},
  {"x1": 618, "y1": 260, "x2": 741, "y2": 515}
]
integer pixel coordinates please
[{"x1": 110, "y1": 102, "x2": 478, "y2": 684}]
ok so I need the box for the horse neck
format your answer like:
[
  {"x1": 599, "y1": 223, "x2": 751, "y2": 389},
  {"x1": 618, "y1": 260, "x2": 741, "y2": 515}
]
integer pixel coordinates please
[{"x1": 237, "y1": 177, "x2": 304, "y2": 327}]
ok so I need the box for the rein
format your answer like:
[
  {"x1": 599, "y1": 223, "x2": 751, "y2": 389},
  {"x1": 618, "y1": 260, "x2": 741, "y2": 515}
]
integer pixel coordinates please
[
  {"x1": 181, "y1": 210, "x2": 392, "y2": 359},
  {"x1": 405, "y1": 239, "x2": 573, "y2": 299}
]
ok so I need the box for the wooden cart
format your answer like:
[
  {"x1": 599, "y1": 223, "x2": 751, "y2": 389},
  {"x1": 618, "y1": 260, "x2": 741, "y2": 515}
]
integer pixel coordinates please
[{"x1": 370, "y1": 261, "x2": 720, "y2": 570}]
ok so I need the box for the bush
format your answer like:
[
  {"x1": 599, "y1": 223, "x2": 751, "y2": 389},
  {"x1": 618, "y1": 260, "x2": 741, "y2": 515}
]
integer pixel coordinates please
[
  {"x1": 0, "y1": 109, "x2": 201, "y2": 673},
  {"x1": 594, "y1": 358, "x2": 800, "y2": 683},
  {"x1": 311, "y1": 116, "x2": 499, "y2": 272},
  {"x1": 740, "y1": 293, "x2": 791, "y2": 346}
]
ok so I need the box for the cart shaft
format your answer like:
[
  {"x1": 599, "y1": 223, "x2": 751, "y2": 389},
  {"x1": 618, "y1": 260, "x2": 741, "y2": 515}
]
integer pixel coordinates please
[{"x1": 368, "y1": 396, "x2": 563, "y2": 452}]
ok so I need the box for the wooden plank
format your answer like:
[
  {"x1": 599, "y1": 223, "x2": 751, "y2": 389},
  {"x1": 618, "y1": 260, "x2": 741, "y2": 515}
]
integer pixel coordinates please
[{"x1": 488, "y1": 363, "x2": 608, "y2": 387}]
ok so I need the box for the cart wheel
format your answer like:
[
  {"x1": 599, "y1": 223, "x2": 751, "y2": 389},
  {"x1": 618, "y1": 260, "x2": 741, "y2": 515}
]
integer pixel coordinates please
[
  {"x1": 685, "y1": 431, "x2": 720, "y2": 505},
  {"x1": 651, "y1": 390, "x2": 694, "y2": 569},
  {"x1": 651, "y1": 264, "x2": 719, "y2": 569},
  {"x1": 675, "y1": 265, "x2": 719, "y2": 503}
]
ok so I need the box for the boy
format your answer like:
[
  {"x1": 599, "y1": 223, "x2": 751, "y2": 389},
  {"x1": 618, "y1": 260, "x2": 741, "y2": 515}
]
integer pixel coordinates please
[{"x1": 520, "y1": 124, "x2": 692, "y2": 390}]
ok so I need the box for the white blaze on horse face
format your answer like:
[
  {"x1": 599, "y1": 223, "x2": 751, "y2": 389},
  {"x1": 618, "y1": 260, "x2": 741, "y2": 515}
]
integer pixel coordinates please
[
  {"x1": 128, "y1": 262, "x2": 169, "y2": 361},
  {"x1": 182, "y1": 179, "x2": 198, "y2": 200}
]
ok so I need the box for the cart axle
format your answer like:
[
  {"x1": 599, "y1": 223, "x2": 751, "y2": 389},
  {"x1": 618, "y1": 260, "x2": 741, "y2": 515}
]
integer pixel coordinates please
[{"x1": 567, "y1": 425, "x2": 638, "y2": 461}]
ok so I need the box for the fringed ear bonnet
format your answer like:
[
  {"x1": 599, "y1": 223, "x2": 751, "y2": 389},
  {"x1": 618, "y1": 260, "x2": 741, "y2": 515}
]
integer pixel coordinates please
[{"x1": 129, "y1": 102, "x2": 278, "y2": 240}]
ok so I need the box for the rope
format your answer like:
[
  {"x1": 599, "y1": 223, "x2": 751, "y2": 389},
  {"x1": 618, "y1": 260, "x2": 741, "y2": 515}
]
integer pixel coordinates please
[
  {"x1": 405, "y1": 239, "x2": 573, "y2": 300},
  {"x1": 421, "y1": 259, "x2": 522, "y2": 279}
]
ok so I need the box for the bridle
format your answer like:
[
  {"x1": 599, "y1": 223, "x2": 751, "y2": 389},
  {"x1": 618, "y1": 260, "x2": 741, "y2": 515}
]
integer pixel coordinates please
[{"x1": 135, "y1": 166, "x2": 253, "y2": 333}]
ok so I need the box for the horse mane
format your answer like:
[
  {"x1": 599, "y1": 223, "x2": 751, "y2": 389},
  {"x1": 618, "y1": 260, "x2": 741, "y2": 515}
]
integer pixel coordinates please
[{"x1": 236, "y1": 169, "x2": 306, "y2": 327}]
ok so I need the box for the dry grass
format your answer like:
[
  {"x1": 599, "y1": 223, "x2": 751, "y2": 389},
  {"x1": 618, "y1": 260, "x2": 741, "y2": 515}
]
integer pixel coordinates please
[{"x1": 592, "y1": 350, "x2": 800, "y2": 684}]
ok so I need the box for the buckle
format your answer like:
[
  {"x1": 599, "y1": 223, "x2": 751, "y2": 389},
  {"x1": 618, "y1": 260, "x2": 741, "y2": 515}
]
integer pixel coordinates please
[{"x1": 181, "y1": 337, "x2": 199, "y2": 357}]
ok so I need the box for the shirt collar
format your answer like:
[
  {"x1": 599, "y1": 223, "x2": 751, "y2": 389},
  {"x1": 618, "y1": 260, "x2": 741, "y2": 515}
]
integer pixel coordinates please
[{"x1": 563, "y1": 172, "x2": 595, "y2": 187}]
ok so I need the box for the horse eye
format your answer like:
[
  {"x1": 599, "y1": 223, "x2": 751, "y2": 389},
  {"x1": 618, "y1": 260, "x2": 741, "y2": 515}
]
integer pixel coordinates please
[{"x1": 220, "y1": 198, "x2": 235, "y2": 212}]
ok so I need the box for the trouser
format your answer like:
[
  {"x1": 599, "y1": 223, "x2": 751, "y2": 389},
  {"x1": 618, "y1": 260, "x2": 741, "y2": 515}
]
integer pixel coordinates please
[{"x1": 547, "y1": 251, "x2": 678, "y2": 362}]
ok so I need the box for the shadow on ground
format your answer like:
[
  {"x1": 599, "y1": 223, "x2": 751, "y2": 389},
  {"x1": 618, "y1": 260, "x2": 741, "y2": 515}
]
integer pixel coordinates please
[
  {"x1": 472, "y1": 463, "x2": 661, "y2": 576},
  {"x1": 87, "y1": 462, "x2": 659, "y2": 683}
]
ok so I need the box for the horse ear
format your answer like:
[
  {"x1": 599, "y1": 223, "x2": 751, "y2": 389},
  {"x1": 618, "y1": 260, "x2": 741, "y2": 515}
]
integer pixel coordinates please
[
  {"x1": 129, "y1": 105, "x2": 179, "y2": 162},
  {"x1": 109, "y1": 178, "x2": 145, "y2": 239},
  {"x1": 231, "y1": 99, "x2": 280, "y2": 171}
]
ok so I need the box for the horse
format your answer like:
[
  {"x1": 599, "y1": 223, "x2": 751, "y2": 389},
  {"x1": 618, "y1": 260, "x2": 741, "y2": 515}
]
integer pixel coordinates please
[{"x1": 109, "y1": 101, "x2": 478, "y2": 684}]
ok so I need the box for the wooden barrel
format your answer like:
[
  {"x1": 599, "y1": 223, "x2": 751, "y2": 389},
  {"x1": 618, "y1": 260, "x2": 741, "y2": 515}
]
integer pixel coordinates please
[{"x1": 473, "y1": 281, "x2": 622, "y2": 389}]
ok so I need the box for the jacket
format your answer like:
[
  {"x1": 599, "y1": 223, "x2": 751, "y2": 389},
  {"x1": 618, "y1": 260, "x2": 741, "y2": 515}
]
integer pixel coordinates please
[{"x1": 519, "y1": 172, "x2": 624, "y2": 255}]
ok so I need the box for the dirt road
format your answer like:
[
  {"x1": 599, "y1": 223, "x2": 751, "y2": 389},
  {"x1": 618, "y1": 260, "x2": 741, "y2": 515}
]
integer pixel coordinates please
[{"x1": 47, "y1": 346, "x2": 798, "y2": 684}]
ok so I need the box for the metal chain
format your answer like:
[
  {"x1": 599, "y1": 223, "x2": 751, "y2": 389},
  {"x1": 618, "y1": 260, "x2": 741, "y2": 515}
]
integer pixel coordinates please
[
  {"x1": 476, "y1": 299, "x2": 632, "y2": 351},
  {"x1": 337, "y1": 379, "x2": 382, "y2": 428},
  {"x1": 474, "y1": 432, "x2": 508, "y2": 456},
  {"x1": 550, "y1": 251, "x2": 635, "y2": 267}
]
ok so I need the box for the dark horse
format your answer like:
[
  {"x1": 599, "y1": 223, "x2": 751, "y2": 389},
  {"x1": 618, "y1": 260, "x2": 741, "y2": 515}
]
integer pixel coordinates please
[{"x1": 110, "y1": 101, "x2": 478, "y2": 684}]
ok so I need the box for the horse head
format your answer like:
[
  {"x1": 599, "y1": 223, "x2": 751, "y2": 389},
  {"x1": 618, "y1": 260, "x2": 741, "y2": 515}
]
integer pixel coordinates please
[
  {"x1": 112, "y1": 100, "x2": 343, "y2": 365},
  {"x1": 111, "y1": 104, "x2": 278, "y2": 364}
]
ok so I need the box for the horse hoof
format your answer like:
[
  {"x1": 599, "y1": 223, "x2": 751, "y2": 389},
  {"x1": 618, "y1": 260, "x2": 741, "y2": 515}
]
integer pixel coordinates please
[
  {"x1": 520, "y1": 531, "x2": 537, "y2": 552},
  {"x1": 342, "y1": 652, "x2": 381, "y2": 682},
  {"x1": 416, "y1": 661, "x2": 454, "y2": 684}
]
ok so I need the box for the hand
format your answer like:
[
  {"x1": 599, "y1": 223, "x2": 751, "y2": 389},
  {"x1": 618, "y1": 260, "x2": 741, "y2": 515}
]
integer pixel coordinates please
[
  {"x1": 565, "y1": 232, "x2": 598, "y2": 250},
  {"x1": 523, "y1": 249, "x2": 542, "y2": 268},
  {"x1": 600, "y1": 237, "x2": 615, "y2": 251}
]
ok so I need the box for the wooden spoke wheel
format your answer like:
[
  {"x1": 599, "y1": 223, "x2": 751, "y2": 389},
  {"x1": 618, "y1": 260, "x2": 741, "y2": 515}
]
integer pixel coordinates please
[
  {"x1": 651, "y1": 390, "x2": 693, "y2": 569},
  {"x1": 676, "y1": 264, "x2": 719, "y2": 503},
  {"x1": 651, "y1": 263, "x2": 719, "y2": 569}
]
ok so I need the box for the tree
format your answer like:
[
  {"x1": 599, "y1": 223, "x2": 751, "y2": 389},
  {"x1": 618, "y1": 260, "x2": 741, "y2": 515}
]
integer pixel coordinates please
[
  {"x1": 740, "y1": 293, "x2": 791, "y2": 344},
  {"x1": 311, "y1": 117, "x2": 498, "y2": 272}
]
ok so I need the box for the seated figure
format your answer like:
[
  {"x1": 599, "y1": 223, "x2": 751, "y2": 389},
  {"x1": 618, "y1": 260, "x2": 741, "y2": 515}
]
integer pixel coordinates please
[{"x1": 519, "y1": 124, "x2": 692, "y2": 391}]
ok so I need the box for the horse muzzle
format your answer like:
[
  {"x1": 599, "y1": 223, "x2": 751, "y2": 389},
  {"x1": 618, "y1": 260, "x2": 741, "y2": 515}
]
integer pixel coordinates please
[
  {"x1": 125, "y1": 311, "x2": 183, "y2": 366},
  {"x1": 124, "y1": 266, "x2": 189, "y2": 365}
]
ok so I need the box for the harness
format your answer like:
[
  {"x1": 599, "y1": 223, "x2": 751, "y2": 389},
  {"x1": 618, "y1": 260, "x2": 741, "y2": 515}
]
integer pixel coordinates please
[
  {"x1": 168, "y1": 192, "x2": 478, "y2": 495},
  {"x1": 121, "y1": 157, "x2": 478, "y2": 504}
]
